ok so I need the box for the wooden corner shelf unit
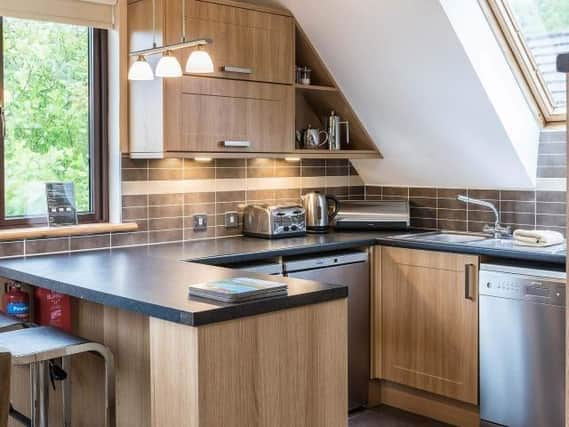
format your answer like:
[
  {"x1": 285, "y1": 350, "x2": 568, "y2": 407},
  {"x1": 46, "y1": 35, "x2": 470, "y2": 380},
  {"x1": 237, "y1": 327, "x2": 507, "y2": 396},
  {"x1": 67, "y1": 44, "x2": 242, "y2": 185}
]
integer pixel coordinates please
[{"x1": 293, "y1": 22, "x2": 381, "y2": 157}]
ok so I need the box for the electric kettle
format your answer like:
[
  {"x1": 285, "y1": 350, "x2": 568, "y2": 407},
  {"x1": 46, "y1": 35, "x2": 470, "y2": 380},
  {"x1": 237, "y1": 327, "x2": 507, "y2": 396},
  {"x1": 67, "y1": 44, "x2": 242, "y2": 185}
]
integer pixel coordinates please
[{"x1": 301, "y1": 192, "x2": 340, "y2": 233}]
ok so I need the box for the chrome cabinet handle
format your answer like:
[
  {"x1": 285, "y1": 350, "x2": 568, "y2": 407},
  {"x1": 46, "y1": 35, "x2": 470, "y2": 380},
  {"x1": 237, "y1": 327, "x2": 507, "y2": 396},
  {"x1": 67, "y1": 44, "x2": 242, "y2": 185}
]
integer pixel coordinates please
[
  {"x1": 222, "y1": 66, "x2": 253, "y2": 74},
  {"x1": 465, "y1": 264, "x2": 476, "y2": 300},
  {"x1": 223, "y1": 140, "x2": 251, "y2": 148}
]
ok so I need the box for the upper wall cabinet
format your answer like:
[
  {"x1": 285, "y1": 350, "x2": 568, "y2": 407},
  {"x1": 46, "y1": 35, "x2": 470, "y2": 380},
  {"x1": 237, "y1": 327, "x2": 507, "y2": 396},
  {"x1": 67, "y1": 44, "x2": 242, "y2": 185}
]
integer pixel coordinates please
[
  {"x1": 165, "y1": 0, "x2": 294, "y2": 84},
  {"x1": 127, "y1": 0, "x2": 381, "y2": 159},
  {"x1": 164, "y1": 76, "x2": 293, "y2": 153}
]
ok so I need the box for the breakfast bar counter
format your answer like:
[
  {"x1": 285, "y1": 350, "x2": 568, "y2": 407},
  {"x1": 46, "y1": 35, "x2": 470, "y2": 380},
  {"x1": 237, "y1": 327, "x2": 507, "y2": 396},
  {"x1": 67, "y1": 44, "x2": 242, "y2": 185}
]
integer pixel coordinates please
[{"x1": 0, "y1": 250, "x2": 348, "y2": 427}]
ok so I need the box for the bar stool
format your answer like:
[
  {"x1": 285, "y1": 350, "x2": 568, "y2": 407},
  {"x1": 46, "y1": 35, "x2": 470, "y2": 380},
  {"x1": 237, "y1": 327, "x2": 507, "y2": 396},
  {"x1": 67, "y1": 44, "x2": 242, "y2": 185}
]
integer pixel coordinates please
[
  {"x1": 0, "y1": 326, "x2": 116, "y2": 427},
  {"x1": 0, "y1": 313, "x2": 24, "y2": 332},
  {"x1": 0, "y1": 346, "x2": 10, "y2": 426}
]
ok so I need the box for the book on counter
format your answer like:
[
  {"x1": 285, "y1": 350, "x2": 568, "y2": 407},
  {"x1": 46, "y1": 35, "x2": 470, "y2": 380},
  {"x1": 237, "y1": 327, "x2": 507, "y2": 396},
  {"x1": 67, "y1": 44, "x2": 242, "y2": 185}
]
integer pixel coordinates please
[{"x1": 189, "y1": 277, "x2": 288, "y2": 303}]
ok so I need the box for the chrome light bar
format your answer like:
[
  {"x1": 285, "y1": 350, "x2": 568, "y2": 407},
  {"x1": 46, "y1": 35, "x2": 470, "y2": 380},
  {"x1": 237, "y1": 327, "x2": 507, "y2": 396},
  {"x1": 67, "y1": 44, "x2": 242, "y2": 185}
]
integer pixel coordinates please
[{"x1": 129, "y1": 37, "x2": 213, "y2": 57}]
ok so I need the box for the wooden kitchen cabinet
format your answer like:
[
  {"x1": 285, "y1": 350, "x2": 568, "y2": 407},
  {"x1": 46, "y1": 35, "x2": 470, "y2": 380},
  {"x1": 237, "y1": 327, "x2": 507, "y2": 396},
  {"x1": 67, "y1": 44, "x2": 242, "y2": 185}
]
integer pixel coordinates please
[
  {"x1": 376, "y1": 246, "x2": 479, "y2": 405},
  {"x1": 127, "y1": 0, "x2": 381, "y2": 159},
  {"x1": 165, "y1": 0, "x2": 294, "y2": 84},
  {"x1": 164, "y1": 76, "x2": 294, "y2": 153}
]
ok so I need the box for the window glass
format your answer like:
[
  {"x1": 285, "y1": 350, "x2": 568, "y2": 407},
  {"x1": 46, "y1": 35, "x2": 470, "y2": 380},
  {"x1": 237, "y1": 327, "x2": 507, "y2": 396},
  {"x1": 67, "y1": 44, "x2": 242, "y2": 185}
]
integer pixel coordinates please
[
  {"x1": 2, "y1": 17, "x2": 91, "y2": 218},
  {"x1": 506, "y1": 0, "x2": 569, "y2": 110}
]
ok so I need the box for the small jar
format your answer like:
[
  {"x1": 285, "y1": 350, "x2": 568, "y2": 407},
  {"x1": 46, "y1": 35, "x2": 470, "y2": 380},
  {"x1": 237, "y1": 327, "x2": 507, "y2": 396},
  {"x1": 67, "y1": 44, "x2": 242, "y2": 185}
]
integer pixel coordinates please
[{"x1": 296, "y1": 66, "x2": 311, "y2": 85}]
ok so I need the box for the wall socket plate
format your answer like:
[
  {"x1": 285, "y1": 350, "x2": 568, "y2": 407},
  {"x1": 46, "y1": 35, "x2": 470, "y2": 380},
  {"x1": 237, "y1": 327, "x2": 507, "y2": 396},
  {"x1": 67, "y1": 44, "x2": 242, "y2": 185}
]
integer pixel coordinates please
[
  {"x1": 224, "y1": 211, "x2": 240, "y2": 229},
  {"x1": 193, "y1": 214, "x2": 208, "y2": 231}
]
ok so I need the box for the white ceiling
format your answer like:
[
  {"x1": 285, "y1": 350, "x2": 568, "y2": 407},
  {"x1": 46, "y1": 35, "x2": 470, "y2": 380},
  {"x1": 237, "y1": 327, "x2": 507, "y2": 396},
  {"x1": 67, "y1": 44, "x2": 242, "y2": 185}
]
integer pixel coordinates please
[{"x1": 255, "y1": 0, "x2": 541, "y2": 189}]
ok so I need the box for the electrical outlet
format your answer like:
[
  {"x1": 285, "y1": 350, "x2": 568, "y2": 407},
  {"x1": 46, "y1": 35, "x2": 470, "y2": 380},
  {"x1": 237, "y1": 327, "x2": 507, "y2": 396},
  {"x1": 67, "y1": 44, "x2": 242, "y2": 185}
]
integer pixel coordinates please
[
  {"x1": 224, "y1": 211, "x2": 240, "y2": 228},
  {"x1": 193, "y1": 214, "x2": 208, "y2": 231}
]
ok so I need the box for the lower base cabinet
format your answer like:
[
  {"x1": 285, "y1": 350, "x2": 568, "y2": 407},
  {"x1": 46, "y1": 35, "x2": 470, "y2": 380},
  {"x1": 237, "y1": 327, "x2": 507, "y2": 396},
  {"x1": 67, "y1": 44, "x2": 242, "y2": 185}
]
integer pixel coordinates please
[{"x1": 374, "y1": 246, "x2": 479, "y2": 405}]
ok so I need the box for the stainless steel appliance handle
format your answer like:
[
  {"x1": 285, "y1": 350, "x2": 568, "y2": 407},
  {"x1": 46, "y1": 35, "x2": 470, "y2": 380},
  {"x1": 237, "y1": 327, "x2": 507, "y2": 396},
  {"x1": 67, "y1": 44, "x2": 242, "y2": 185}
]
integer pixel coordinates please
[
  {"x1": 222, "y1": 66, "x2": 253, "y2": 74},
  {"x1": 465, "y1": 264, "x2": 475, "y2": 300}
]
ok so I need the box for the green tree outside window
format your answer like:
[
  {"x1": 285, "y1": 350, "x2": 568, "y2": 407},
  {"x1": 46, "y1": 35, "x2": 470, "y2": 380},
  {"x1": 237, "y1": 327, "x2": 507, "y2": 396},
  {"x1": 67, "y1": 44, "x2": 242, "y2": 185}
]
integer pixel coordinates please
[{"x1": 3, "y1": 17, "x2": 90, "y2": 218}]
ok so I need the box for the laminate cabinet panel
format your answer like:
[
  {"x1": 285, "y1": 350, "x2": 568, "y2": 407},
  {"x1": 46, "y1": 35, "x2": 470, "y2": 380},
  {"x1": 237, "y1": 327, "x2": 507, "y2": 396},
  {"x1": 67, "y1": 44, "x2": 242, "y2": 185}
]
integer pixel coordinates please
[
  {"x1": 380, "y1": 247, "x2": 479, "y2": 404},
  {"x1": 150, "y1": 299, "x2": 348, "y2": 426},
  {"x1": 165, "y1": 0, "x2": 294, "y2": 84},
  {"x1": 166, "y1": 76, "x2": 293, "y2": 153}
]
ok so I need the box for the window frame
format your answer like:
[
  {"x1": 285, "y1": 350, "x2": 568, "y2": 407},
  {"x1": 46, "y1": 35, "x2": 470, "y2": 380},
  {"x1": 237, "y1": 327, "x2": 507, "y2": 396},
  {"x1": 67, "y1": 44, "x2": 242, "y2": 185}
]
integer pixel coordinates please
[
  {"x1": 484, "y1": 0, "x2": 567, "y2": 124},
  {"x1": 0, "y1": 18, "x2": 108, "y2": 228}
]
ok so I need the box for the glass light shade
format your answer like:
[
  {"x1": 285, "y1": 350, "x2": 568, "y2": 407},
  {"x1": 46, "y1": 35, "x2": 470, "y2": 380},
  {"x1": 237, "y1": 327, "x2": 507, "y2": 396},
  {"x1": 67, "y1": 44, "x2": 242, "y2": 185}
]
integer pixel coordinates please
[
  {"x1": 185, "y1": 49, "x2": 214, "y2": 73},
  {"x1": 155, "y1": 51, "x2": 182, "y2": 78},
  {"x1": 128, "y1": 56, "x2": 154, "y2": 81}
]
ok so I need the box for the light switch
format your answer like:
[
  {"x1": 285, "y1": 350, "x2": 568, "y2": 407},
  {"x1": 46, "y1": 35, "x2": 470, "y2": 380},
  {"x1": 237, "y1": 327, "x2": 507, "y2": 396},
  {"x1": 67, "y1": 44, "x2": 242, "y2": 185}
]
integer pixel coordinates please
[
  {"x1": 224, "y1": 211, "x2": 240, "y2": 229},
  {"x1": 193, "y1": 214, "x2": 208, "y2": 231}
]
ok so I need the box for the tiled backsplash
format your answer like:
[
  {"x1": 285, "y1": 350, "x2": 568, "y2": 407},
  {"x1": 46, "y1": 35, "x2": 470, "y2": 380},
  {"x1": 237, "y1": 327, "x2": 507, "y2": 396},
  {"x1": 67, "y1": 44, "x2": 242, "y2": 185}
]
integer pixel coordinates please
[
  {"x1": 120, "y1": 157, "x2": 364, "y2": 245},
  {"x1": 366, "y1": 129, "x2": 566, "y2": 236},
  {"x1": 0, "y1": 128, "x2": 565, "y2": 258},
  {"x1": 537, "y1": 129, "x2": 566, "y2": 178},
  {"x1": 365, "y1": 186, "x2": 566, "y2": 236}
]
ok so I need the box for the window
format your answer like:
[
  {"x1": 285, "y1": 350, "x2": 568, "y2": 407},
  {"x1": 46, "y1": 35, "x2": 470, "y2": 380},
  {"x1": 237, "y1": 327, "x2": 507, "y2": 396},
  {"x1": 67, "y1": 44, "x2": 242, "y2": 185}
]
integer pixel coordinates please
[
  {"x1": 486, "y1": 0, "x2": 569, "y2": 123},
  {"x1": 0, "y1": 17, "x2": 107, "y2": 227}
]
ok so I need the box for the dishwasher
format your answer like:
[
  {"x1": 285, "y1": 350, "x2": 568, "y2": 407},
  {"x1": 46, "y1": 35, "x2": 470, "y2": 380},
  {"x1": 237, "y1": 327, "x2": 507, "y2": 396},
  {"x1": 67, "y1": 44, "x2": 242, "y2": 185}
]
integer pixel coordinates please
[
  {"x1": 283, "y1": 250, "x2": 369, "y2": 411},
  {"x1": 480, "y1": 262, "x2": 565, "y2": 427}
]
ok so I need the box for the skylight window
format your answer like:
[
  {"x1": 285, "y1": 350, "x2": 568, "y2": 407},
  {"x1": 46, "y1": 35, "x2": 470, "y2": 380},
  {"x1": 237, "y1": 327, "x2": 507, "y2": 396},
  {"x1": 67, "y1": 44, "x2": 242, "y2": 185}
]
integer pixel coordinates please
[{"x1": 486, "y1": 0, "x2": 569, "y2": 123}]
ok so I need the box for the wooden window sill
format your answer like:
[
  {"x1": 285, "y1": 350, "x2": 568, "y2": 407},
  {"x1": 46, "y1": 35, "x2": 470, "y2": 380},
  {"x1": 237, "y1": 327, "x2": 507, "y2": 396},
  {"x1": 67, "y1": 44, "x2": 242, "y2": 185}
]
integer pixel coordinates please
[{"x1": 0, "y1": 223, "x2": 138, "y2": 242}]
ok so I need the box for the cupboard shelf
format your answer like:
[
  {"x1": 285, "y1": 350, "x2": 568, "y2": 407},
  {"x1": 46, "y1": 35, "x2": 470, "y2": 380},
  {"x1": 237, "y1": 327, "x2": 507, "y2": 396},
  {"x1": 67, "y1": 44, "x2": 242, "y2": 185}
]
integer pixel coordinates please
[
  {"x1": 160, "y1": 149, "x2": 380, "y2": 160},
  {"x1": 294, "y1": 84, "x2": 338, "y2": 92},
  {"x1": 293, "y1": 21, "x2": 380, "y2": 156},
  {"x1": 292, "y1": 149, "x2": 380, "y2": 159}
]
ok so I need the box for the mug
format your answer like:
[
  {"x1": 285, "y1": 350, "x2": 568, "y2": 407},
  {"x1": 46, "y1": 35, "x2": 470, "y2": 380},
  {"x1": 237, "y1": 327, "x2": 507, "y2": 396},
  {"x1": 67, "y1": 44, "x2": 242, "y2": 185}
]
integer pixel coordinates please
[{"x1": 303, "y1": 128, "x2": 329, "y2": 149}]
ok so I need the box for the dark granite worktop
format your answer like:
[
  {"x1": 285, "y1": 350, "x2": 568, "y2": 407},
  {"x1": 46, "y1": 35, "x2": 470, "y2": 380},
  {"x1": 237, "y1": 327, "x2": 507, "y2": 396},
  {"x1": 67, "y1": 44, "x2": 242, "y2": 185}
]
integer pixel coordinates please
[
  {"x1": 122, "y1": 230, "x2": 566, "y2": 266},
  {"x1": 0, "y1": 230, "x2": 564, "y2": 326},
  {"x1": 0, "y1": 250, "x2": 347, "y2": 326}
]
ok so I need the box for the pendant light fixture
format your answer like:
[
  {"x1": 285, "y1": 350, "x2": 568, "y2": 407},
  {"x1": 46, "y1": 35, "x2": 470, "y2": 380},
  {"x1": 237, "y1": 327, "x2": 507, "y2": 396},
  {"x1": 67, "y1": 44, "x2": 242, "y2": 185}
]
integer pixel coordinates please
[
  {"x1": 155, "y1": 50, "x2": 183, "y2": 78},
  {"x1": 180, "y1": 0, "x2": 214, "y2": 74},
  {"x1": 128, "y1": 55, "x2": 154, "y2": 80},
  {"x1": 127, "y1": 0, "x2": 214, "y2": 81},
  {"x1": 186, "y1": 46, "x2": 214, "y2": 73}
]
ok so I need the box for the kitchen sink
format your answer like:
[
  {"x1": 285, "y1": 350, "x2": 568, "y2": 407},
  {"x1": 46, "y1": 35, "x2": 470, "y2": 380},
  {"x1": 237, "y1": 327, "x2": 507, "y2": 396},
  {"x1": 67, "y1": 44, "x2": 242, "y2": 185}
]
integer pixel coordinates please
[
  {"x1": 393, "y1": 231, "x2": 490, "y2": 244},
  {"x1": 470, "y1": 237, "x2": 567, "y2": 253}
]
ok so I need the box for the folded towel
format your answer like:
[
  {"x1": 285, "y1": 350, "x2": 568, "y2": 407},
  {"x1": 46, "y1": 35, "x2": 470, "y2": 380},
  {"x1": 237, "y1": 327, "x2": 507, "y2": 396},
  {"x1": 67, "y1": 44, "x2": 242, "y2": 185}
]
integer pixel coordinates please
[{"x1": 513, "y1": 229, "x2": 565, "y2": 247}]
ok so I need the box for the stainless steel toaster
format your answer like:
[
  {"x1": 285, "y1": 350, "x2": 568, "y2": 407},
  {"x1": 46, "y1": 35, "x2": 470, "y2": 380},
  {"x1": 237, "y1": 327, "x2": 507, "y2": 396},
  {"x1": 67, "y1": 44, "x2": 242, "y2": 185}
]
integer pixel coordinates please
[{"x1": 243, "y1": 204, "x2": 306, "y2": 238}]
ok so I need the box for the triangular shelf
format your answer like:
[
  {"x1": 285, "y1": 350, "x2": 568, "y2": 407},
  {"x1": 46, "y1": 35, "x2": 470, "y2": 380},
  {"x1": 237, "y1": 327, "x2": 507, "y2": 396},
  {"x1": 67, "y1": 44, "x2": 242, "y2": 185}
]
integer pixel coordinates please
[{"x1": 294, "y1": 22, "x2": 382, "y2": 157}]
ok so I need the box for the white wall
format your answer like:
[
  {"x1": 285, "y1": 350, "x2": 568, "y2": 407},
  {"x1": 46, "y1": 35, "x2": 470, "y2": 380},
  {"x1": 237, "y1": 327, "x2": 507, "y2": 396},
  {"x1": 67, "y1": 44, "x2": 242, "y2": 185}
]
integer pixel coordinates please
[{"x1": 260, "y1": 0, "x2": 541, "y2": 189}]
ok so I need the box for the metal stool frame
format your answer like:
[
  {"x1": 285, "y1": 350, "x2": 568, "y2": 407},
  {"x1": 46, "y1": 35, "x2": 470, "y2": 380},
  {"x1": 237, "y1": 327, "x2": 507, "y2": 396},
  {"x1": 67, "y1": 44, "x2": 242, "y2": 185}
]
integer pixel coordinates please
[{"x1": 1, "y1": 327, "x2": 115, "y2": 427}]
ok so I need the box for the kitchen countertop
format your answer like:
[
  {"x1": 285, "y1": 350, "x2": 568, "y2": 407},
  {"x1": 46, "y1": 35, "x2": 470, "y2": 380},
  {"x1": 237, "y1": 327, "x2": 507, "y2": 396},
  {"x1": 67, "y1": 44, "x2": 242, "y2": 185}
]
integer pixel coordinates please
[
  {"x1": 0, "y1": 230, "x2": 564, "y2": 326},
  {"x1": 0, "y1": 250, "x2": 347, "y2": 326},
  {"x1": 117, "y1": 230, "x2": 566, "y2": 266}
]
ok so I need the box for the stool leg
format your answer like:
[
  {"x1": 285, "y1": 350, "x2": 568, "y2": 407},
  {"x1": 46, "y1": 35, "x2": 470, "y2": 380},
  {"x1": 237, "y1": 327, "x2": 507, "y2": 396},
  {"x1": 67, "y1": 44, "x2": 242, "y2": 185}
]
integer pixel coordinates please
[
  {"x1": 103, "y1": 351, "x2": 116, "y2": 427},
  {"x1": 29, "y1": 362, "x2": 38, "y2": 427},
  {"x1": 61, "y1": 357, "x2": 71, "y2": 427},
  {"x1": 38, "y1": 361, "x2": 49, "y2": 427}
]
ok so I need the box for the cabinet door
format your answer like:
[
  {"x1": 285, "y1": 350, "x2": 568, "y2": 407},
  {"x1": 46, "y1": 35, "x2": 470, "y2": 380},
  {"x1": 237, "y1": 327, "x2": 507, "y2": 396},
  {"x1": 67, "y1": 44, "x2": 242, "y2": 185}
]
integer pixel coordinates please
[
  {"x1": 381, "y1": 247, "x2": 478, "y2": 404},
  {"x1": 165, "y1": 0, "x2": 294, "y2": 84},
  {"x1": 165, "y1": 76, "x2": 293, "y2": 153}
]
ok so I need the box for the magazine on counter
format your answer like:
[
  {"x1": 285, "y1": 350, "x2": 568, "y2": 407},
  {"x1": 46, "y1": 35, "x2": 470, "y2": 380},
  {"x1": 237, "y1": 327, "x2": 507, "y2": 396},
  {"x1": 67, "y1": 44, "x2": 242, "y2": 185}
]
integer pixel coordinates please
[{"x1": 189, "y1": 277, "x2": 288, "y2": 303}]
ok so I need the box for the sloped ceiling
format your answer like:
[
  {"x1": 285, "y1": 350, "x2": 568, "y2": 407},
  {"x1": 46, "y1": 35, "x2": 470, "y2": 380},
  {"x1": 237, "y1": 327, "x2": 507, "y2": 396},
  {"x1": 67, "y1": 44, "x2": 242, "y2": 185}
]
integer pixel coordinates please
[{"x1": 257, "y1": 0, "x2": 541, "y2": 189}]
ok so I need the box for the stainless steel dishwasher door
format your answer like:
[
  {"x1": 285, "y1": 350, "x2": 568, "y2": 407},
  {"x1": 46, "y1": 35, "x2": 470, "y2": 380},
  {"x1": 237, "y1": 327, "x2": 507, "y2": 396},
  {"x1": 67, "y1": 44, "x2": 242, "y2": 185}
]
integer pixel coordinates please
[
  {"x1": 284, "y1": 251, "x2": 369, "y2": 411},
  {"x1": 480, "y1": 265, "x2": 565, "y2": 427}
]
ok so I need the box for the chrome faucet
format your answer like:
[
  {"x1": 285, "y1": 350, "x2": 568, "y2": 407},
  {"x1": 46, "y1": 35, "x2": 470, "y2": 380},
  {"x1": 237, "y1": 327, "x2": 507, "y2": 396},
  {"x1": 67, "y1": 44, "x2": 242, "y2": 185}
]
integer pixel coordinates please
[{"x1": 457, "y1": 195, "x2": 512, "y2": 239}]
